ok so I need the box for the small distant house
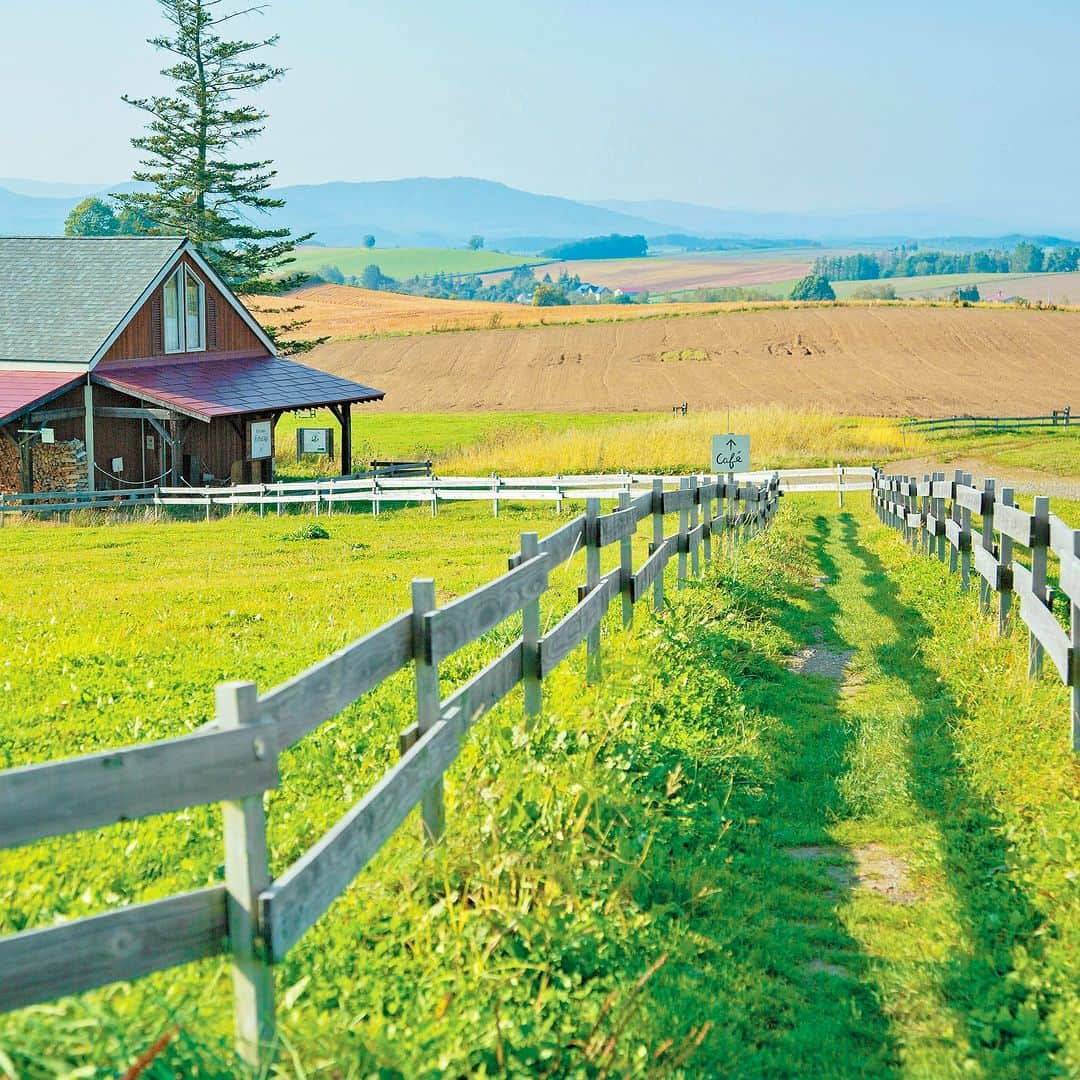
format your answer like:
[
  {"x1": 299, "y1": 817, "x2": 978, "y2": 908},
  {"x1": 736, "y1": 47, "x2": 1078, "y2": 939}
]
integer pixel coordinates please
[{"x1": 0, "y1": 237, "x2": 383, "y2": 492}]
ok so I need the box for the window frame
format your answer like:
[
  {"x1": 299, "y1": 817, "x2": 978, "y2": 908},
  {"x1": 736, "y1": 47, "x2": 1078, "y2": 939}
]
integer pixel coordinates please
[{"x1": 162, "y1": 265, "x2": 207, "y2": 355}]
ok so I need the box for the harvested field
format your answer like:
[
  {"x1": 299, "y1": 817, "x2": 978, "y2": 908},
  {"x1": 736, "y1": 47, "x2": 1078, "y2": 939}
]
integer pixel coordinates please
[
  {"x1": 242, "y1": 283, "x2": 727, "y2": 339},
  {"x1": 492, "y1": 253, "x2": 813, "y2": 294},
  {"x1": 305, "y1": 304, "x2": 1080, "y2": 415}
]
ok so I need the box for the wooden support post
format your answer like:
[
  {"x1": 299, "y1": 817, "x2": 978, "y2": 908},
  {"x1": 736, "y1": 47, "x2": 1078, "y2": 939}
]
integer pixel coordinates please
[
  {"x1": 492, "y1": 473, "x2": 500, "y2": 518},
  {"x1": 933, "y1": 471, "x2": 946, "y2": 562},
  {"x1": 677, "y1": 478, "x2": 689, "y2": 586},
  {"x1": 83, "y1": 381, "x2": 96, "y2": 493},
  {"x1": 979, "y1": 478, "x2": 996, "y2": 615},
  {"x1": 521, "y1": 533, "x2": 542, "y2": 725},
  {"x1": 921, "y1": 474, "x2": 931, "y2": 556},
  {"x1": 218, "y1": 681, "x2": 275, "y2": 1069},
  {"x1": 949, "y1": 470, "x2": 963, "y2": 574},
  {"x1": 18, "y1": 434, "x2": 33, "y2": 495},
  {"x1": 837, "y1": 463, "x2": 844, "y2": 509},
  {"x1": 702, "y1": 477, "x2": 713, "y2": 564},
  {"x1": 411, "y1": 579, "x2": 445, "y2": 841},
  {"x1": 585, "y1": 498, "x2": 601, "y2": 681},
  {"x1": 619, "y1": 491, "x2": 633, "y2": 628},
  {"x1": 999, "y1": 487, "x2": 1014, "y2": 634},
  {"x1": 651, "y1": 478, "x2": 664, "y2": 612},
  {"x1": 960, "y1": 472, "x2": 972, "y2": 591},
  {"x1": 1070, "y1": 530, "x2": 1080, "y2": 751},
  {"x1": 339, "y1": 405, "x2": 352, "y2": 477},
  {"x1": 689, "y1": 476, "x2": 700, "y2": 579},
  {"x1": 1029, "y1": 497, "x2": 1050, "y2": 679}
]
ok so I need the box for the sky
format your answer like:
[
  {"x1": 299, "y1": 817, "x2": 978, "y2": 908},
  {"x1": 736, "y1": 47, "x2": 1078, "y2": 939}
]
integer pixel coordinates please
[{"x1": 3, "y1": 0, "x2": 1078, "y2": 221}]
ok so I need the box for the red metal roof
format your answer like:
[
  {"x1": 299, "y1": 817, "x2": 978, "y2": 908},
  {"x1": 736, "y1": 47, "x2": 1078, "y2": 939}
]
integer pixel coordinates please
[
  {"x1": 0, "y1": 370, "x2": 83, "y2": 425},
  {"x1": 93, "y1": 355, "x2": 383, "y2": 420}
]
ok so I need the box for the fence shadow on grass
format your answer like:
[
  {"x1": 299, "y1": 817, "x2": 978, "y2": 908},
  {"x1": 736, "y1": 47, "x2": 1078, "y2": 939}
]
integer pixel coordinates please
[
  {"x1": 839, "y1": 511, "x2": 1063, "y2": 1075},
  {"x1": 647, "y1": 516, "x2": 901, "y2": 1076}
]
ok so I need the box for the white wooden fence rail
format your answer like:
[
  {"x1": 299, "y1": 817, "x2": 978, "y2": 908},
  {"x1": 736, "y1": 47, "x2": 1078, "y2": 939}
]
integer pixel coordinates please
[
  {"x1": 873, "y1": 467, "x2": 1080, "y2": 751},
  {"x1": 0, "y1": 471, "x2": 781, "y2": 1068}
]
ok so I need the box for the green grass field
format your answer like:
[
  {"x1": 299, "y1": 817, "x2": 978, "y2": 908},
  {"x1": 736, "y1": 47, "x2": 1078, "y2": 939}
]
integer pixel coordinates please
[
  {"x1": 3, "y1": 493, "x2": 1080, "y2": 1075},
  {"x1": 285, "y1": 246, "x2": 548, "y2": 281},
  {"x1": 274, "y1": 410, "x2": 1080, "y2": 481}
]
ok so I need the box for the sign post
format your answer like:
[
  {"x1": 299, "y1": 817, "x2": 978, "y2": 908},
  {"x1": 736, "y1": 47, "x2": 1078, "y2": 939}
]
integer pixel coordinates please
[{"x1": 711, "y1": 434, "x2": 750, "y2": 473}]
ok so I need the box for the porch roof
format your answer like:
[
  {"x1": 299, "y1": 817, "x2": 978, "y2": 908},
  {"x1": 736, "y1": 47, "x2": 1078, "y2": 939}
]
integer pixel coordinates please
[{"x1": 0, "y1": 370, "x2": 83, "y2": 425}]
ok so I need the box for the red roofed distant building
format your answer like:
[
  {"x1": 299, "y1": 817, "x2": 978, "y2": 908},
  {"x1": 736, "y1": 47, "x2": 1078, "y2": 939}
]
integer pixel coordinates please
[{"x1": 0, "y1": 237, "x2": 383, "y2": 492}]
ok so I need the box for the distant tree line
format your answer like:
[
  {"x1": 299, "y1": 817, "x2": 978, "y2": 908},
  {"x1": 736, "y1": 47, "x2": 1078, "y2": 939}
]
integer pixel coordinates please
[
  {"x1": 542, "y1": 234, "x2": 648, "y2": 260},
  {"x1": 813, "y1": 242, "x2": 1080, "y2": 281},
  {"x1": 650, "y1": 234, "x2": 821, "y2": 253}
]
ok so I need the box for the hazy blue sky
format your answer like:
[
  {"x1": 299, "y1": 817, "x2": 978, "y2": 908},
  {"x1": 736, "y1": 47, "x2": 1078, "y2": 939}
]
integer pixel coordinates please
[{"x1": 4, "y1": 0, "x2": 1076, "y2": 217}]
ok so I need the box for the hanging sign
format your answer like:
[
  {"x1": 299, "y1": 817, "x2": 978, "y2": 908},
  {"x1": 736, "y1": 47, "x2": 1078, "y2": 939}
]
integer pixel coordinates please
[
  {"x1": 248, "y1": 420, "x2": 273, "y2": 461},
  {"x1": 711, "y1": 434, "x2": 750, "y2": 472},
  {"x1": 297, "y1": 427, "x2": 334, "y2": 457}
]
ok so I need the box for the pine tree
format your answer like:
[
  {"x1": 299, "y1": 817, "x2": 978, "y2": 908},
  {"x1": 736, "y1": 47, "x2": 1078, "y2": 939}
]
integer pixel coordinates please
[{"x1": 114, "y1": 0, "x2": 309, "y2": 293}]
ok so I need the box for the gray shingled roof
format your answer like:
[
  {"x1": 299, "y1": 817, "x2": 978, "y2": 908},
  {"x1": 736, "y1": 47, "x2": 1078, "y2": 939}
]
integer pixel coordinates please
[{"x1": 0, "y1": 237, "x2": 184, "y2": 364}]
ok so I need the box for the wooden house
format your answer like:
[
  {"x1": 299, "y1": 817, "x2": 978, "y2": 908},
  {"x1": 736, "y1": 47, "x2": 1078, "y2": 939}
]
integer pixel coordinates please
[{"x1": 0, "y1": 237, "x2": 383, "y2": 492}]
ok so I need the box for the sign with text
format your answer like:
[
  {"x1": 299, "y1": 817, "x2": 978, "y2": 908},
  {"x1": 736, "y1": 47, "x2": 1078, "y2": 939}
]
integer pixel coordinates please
[
  {"x1": 248, "y1": 420, "x2": 273, "y2": 461},
  {"x1": 711, "y1": 434, "x2": 750, "y2": 473},
  {"x1": 296, "y1": 427, "x2": 334, "y2": 458}
]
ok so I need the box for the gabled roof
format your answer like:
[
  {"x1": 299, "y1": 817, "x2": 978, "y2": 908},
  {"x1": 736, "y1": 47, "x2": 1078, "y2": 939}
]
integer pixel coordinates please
[
  {"x1": 0, "y1": 237, "x2": 185, "y2": 365},
  {"x1": 93, "y1": 355, "x2": 383, "y2": 421}
]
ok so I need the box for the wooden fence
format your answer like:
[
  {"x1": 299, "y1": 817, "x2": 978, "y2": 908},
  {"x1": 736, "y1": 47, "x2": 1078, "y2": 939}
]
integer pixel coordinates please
[
  {"x1": 872, "y1": 468, "x2": 1079, "y2": 751},
  {"x1": 0, "y1": 472, "x2": 781, "y2": 1068},
  {"x1": 0, "y1": 467, "x2": 869, "y2": 522},
  {"x1": 902, "y1": 408, "x2": 1071, "y2": 433}
]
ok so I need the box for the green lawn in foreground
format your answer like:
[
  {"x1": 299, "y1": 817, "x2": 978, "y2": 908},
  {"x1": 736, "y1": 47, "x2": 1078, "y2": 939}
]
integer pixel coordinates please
[
  {"x1": 2, "y1": 496, "x2": 1079, "y2": 1075},
  {"x1": 286, "y1": 246, "x2": 547, "y2": 280}
]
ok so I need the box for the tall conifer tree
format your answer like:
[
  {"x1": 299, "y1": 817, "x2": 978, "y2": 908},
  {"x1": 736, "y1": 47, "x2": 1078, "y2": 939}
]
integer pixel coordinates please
[{"x1": 115, "y1": 0, "x2": 309, "y2": 293}]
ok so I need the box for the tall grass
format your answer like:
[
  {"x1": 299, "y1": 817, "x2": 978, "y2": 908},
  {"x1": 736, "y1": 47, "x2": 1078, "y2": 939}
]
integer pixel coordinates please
[{"x1": 439, "y1": 407, "x2": 929, "y2": 475}]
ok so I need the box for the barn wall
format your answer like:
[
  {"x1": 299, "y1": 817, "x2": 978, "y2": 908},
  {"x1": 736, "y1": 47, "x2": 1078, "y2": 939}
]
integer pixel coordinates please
[{"x1": 99, "y1": 253, "x2": 268, "y2": 366}]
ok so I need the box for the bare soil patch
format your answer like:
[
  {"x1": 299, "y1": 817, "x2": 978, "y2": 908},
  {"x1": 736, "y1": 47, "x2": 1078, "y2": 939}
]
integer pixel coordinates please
[
  {"x1": 303, "y1": 305, "x2": 1080, "y2": 415},
  {"x1": 786, "y1": 844, "x2": 920, "y2": 904}
]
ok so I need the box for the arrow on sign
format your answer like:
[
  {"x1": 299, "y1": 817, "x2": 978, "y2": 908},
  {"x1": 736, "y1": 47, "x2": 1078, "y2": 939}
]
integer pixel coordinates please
[{"x1": 726, "y1": 438, "x2": 737, "y2": 449}]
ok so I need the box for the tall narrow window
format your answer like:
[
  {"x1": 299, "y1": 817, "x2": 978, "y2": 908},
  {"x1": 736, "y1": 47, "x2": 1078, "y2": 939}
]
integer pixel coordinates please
[
  {"x1": 161, "y1": 266, "x2": 206, "y2": 354},
  {"x1": 163, "y1": 270, "x2": 182, "y2": 352}
]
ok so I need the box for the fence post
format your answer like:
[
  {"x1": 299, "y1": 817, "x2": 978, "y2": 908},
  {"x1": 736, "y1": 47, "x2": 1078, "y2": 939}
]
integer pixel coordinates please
[
  {"x1": 949, "y1": 470, "x2": 963, "y2": 574},
  {"x1": 960, "y1": 472, "x2": 973, "y2": 591},
  {"x1": 585, "y1": 497, "x2": 601, "y2": 681},
  {"x1": 689, "y1": 476, "x2": 700, "y2": 579},
  {"x1": 979, "y1": 478, "x2": 996, "y2": 615},
  {"x1": 492, "y1": 472, "x2": 500, "y2": 519},
  {"x1": 556, "y1": 473, "x2": 563, "y2": 515},
  {"x1": 998, "y1": 487, "x2": 1015, "y2": 634},
  {"x1": 651, "y1": 479, "x2": 664, "y2": 612},
  {"x1": 521, "y1": 533, "x2": 542, "y2": 725},
  {"x1": 702, "y1": 476, "x2": 713, "y2": 564},
  {"x1": 921, "y1": 475, "x2": 931, "y2": 556},
  {"x1": 218, "y1": 681, "x2": 275, "y2": 1069},
  {"x1": 677, "y1": 478, "x2": 690, "y2": 587},
  {"x1": 411, "y1": 579, "x2": 445, "y2": 841},
  {"x1": 837, "y1": 463, "x2": 844, "y2": 509},
  {"x1": 618, "y1": 491, "x2": 633, "y2": 628},
  {"x1": 933, "y1": 471, "x2": 946, "y2": 561},
  {"x1": 1028, "y1": 497, "x2": 1050, "y2": 679},
  {"x1": 1070, "y1": 530, "x2": 1080, "y2": 751}
]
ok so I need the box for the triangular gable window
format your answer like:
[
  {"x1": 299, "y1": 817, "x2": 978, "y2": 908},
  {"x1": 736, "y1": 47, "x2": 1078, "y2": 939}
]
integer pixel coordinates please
[{"x1": 163, "y1": 266, "x2": 206, "y2": 354}]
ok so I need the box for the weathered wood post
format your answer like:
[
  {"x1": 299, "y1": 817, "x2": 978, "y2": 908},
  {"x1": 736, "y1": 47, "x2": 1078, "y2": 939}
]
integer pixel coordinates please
[
  {"x1": 218, "y1": 681, "x2": 275, "y2": 1068},
  {"x1": 689, "y1": 476, "x2": 700, "y2": 578},
  {"x1": 949, "y1": 470, "x2": 963, "y2": 574},
  {"x1": 837, "y1": 463, "x2": 844, "y2": 509},
  {"x1": 492, "y1": 472, "x2": 500, "y2": 519},
  {"x1": 999, "y1": 487, "x2": 1015, "y2": 634},
  {"x1": 585, "y1": 497, "x2": 601, "y2": 681},
  {"x1": 702, "y1": 476, "x2": 713, "y2": 564},
  {"x1": 651, "y1": 478, "x2": 665, "y2": 612},
  {"x1": 618, "y1": 491, "x2": 633, "y2": 628},
  {"x1": 677, "y1": 478, "x2": 690, "y2": 586},
  {"x1": 1070, "y1": 530, "x2": 1080, "y2": 751},
  {"x1": 411, "y1": 579, "x2": 445, "y2": 841},
  {"x1": 1029, "y1": 497, "x2": 1050, "y2": 678},
  {"x1": 979, "y1": 478, "x2": 996, "y2": 615},
  {"x1": 921, "y1": 475, "x2": 931, "y2": 556},
  {"x1": 960, "y1": 472, "x2": 973, "y2": 591},
  {"x1": 933, "y1": 471, "x2": 946, "y2": 562},
  {"x1": 520, "y1": 533, "x2": 542, "y2": 725}
]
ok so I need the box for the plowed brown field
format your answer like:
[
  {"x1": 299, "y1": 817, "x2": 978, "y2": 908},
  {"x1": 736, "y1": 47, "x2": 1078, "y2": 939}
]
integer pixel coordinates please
[{"x1": 304, "y1": 305, "x2": 1080, "y2": 416}]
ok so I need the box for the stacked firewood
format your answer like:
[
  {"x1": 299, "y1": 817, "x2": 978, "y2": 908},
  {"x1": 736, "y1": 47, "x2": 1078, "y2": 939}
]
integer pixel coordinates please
[{"x1": 0, "y1": 438, "x2": 87, "y2": 494}]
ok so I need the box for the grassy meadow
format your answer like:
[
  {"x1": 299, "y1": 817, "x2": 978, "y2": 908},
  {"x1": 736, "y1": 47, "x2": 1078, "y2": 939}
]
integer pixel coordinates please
[
  {"x1": 285, "y1": 246, "x2": 547, "y2": 280},
  {"x1": 3, "y1": 492, "x2": 1080, "y2": 1075},
  {"x1": 278, "y1": 407, "x2": 1080, "y2": 480}
]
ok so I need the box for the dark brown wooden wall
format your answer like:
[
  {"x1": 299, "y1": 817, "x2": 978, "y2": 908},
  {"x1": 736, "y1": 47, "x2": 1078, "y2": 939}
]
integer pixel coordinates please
[{"x1": 99, "y1": 253, "x2": 268, "y2": 365}]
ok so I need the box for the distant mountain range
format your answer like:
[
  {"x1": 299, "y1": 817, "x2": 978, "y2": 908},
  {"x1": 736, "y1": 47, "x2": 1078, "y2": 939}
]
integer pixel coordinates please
[{"x1": 0, "y1": 175, "x2": 1072, "y2": 251}]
